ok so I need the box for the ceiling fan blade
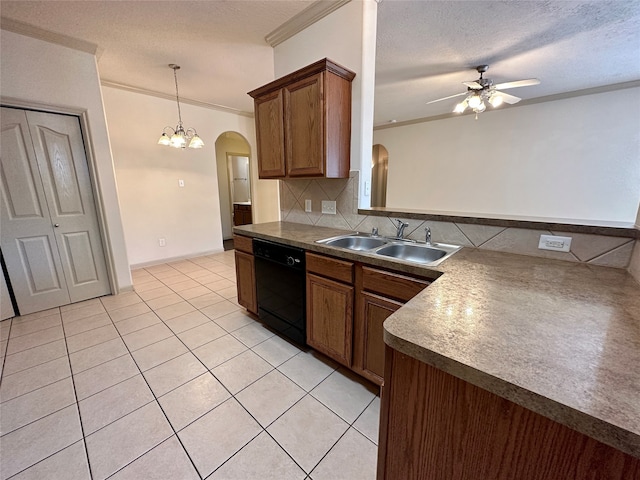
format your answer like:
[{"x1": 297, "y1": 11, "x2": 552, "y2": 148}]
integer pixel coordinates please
[
  {"x1": 494, "y1": 91, "x2": 521, "y2": 104},
  {"x1": 426, "y1": 92, "x2": 467, "y2": 104},
  {"x1": 494, "y1": 79, "x2": 540, "y2": 90},
  {"x1": 462, "y1": 81, "x2": 482, "y2": 89}
]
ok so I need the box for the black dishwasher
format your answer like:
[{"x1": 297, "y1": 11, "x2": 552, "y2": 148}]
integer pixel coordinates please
[{"x1": 253, "y1": 238, "x2": 306, "y2": 346}]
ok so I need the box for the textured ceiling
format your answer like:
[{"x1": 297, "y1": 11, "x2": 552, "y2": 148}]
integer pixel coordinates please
[
  {"x1": 375, "y1": 0, "x2": 640, "y2": 125},
  {"x1": 1, "y1": 0, "x2": 639, "y2": 124},
  {"x1": 0, "y1": 0, "x2": 316, "y2": 113}
]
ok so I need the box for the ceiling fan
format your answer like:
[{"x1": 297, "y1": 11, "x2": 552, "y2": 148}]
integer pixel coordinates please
[{"x1": 427, "y1": 65, "x2": 540, "y2": 117}]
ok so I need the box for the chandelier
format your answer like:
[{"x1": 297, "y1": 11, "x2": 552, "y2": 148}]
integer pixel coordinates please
[{"x1": 157, "y1": 64, "x2": 204, "y2": 149}]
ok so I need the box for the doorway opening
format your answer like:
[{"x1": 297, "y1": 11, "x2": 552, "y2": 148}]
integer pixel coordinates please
[
  {"x1": 371, "y1": 144, "x2": 389, "y2": 208},
  {"x1": 215, "y1": 132, "x2": 252, "y2": 241}
]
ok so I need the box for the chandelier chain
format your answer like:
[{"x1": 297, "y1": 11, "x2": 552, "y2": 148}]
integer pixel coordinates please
[{"x1": 173, "y1": 66, "x2": 183, "y2": 126}]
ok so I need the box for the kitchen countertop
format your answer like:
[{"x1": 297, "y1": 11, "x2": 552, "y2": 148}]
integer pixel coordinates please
[{"x1": 234, "y1": 222, "x2": 640, "y2": 458}]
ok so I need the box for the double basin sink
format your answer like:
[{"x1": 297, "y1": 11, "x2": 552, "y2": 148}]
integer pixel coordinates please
[{"x1": 316, "y1": 233, "x2": 461, "y2": 267}]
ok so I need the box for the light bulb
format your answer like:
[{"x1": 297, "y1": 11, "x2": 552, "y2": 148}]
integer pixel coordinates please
[
  {"x1": 475, "y1": 101, "x2": 486, "y2": 113},
  {"x1": 170, "y1": 132, "x2": 186, "y2": 148},
  {"x1": 489, "y1": 94, "x2": 503, "y2": 108},
  {"x1": 453, "y1": 102, "x2": 466, "y2": 113},
  {"x1": 157, "y1": 133, "x2": 171, "y2": 146},
  {"x1": 188, "y1": 134, "x2": 204, "y2": 149},
  {"x1": 468, "y1": 95, "x2": 482, "y2": 109}
]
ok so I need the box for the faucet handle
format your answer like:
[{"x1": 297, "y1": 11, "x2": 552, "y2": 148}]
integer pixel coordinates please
[
  {"x1": 371, "y1": 227, "x2": 379, "y2": 236},
  {"x1": 396, "y1": 218, "x2": 409, "y2": 227}
]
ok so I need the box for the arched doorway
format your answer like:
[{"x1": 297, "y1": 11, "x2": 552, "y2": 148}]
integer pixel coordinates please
[
  {"x1": 215, "y1": 132, "x2": 252, "y2": 243},
  {"x1": 371, "y1": 144, "x2": 389, "y2": 207}
]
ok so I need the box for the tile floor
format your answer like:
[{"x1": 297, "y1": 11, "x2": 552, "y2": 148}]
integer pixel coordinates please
[{"x1": 0, "y1": 250, "x2": 380, "y2": 480}]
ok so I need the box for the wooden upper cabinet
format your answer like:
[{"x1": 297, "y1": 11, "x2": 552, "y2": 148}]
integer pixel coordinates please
[
  {"x1": 248, "y1": 58, "x2": 355, "y2": 179},
  {"x1": 285, "y1": 74, "x2": 324, "y2": 177},
  {"x1": 254, "y1": 90, "x2": 285, "y2": 178}
]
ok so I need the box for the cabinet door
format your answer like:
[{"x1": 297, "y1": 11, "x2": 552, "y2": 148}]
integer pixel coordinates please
[
  {"x1": 254, "y1": 90, "x2": 286, "y2": 178},
  {"x1": 235, "y1": 250, "x2": 257, "y2": 314},
  {"x1": 285, "y1": 73, "x2": 324, "y2": 177},
  {"x1": 357, "y1": 292, "x2": 402, "y2": 383},
  {"x1": 306, "y1": 273, "x2": 353, "y2": 367}
]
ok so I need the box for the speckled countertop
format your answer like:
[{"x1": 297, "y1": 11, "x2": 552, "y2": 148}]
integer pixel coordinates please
[{"x1": 234, "y1": 222, "x2": 640, "y2": 458}]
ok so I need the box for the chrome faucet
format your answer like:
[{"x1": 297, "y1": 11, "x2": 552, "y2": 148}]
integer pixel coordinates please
[
  {"x1": 425, "y1": 226, "x2": 432, "y2": 246},
  {"x1": 395, "y1": 219, "x2": 409, "y2": 239},
  {"x1": 371, "y1": 227, "x2": 379, "y2": 237}
]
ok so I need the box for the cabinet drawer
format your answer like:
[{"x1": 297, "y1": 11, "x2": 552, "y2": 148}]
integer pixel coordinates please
[
  {"x1": 306, "y1": 252, "x2": 354, "y2": 284},
  {"x1": 361, "y1": 266, "x2": 430, "y2": 303},
  {"x1": 233, "y1": 235, "x2": 253, "y2": 254}
]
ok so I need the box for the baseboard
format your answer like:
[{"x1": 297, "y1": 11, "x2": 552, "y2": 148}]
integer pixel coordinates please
[{"x1": 129, "y1": 249, "x2": 226, "y2": 270}]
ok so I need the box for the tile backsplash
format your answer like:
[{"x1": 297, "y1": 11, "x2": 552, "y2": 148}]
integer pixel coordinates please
[{"x1": 279, "y1": 172, "x2": 638, "y2": 270}]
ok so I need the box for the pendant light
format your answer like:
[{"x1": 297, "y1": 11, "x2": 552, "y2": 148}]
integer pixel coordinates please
[{"x1": 158, "y1": 64, "x2": 204, "y2": 149}]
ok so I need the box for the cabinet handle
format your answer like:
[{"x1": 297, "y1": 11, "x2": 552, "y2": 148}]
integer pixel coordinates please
[{"x1": 54, "y1": 224, "x2": 60, "y2": 228}]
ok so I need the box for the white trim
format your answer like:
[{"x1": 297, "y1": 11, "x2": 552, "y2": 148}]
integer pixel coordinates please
[
  {"x1": 1, "y1": 17, "x2": 98, "y2": 55},
  {"x1": 129, "y1": 249, "x2": 226, "y2": 270},
  {"x1": 265, "y1": 0, "x2": 351, "y2": 47},
  {"x1": 100, "y1": 81, "x2": 254, "y2": 118}
]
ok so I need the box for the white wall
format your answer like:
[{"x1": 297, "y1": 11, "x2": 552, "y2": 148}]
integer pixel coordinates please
[
  {"x1": 374, "y1": 87, "x2": 640, "y2": 225},
  {"x1": 274, "y1": 0, "x2": 378, "y2": 208},
  {"x1": 102, "y1": 86, "x2": 279, "y2": 266},
  {"x1": 0, "y1": 29, "x2": 132, "y2": 291}
]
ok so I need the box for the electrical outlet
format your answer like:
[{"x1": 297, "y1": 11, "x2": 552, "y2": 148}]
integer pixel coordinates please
[
  {"x1": 538, "y1": 234, "x2": 571, "y2": 252},
  {"x1": 305, "y1": 199, "x2": 312, "y2": 212},
  {"x1": 321, "y1": 200, "x2": 337, "y2": 215},
  {"x1": 178, "y1": 179, "x2": 185, "y2": 187},
  {"x1": 159, "y1": 238, "x2": 166, "y2": 247}
]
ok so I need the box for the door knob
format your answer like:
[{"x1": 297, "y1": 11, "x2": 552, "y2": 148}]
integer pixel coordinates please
[{"x1": 54, "y1": 224, "x2": 59, "y2": 227}]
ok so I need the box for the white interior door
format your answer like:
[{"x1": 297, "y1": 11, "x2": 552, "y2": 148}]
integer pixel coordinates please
[
  {"x1": 26, "y1": 110, "x2": 110, "y2": 304},
  {"x1": 1, "y1": 107, "x2": 111, "y2": 315},
  {"x1": 1, "y1": 108, "x2": 71, "y2": 314}
]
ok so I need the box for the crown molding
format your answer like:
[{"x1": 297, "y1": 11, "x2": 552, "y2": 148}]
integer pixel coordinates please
[
  {"x1": 265, "y1": 0, "x2": 351, "y2": 47},
  {"x1": 100, "y1": 80, "x2": 254, "y2": 118},
  {"x1": 1, "y1": 17, "x2": 98, "y2": 55},
  {"x1": 373, "y1": 80, "x2": 640, "y2": 130}
]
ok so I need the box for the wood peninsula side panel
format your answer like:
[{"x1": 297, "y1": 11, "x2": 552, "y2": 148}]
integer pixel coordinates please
[{"x1": 378, "y1": 347, "x2": 640, "y2": 480}]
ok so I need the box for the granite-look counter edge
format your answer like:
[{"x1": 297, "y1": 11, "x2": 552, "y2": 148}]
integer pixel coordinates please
[{"x1": 234, "y1": 222, "x2": 640, "y2": 458}]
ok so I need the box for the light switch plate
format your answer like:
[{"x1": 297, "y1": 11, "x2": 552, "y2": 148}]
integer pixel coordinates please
[
  {"x1": 321, "y1": 200, "x2": 337, "y2": 215},
  {"x1": 305, "y1": 199, "x2": 312, "y2": 212},
  {"x1": 158, "y1": 238, "x2": 166, "y2": 247},
  {"x1": 538, "y1": 234, "x2": 572, "y2": 252},
  {"x1": 178, "y1": 179, "x2": 185, "y2": 187}
]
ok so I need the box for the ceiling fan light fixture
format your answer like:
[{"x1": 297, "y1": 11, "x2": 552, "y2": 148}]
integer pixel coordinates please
[
  {"x1": 489, "y1": 94, "x2": 504, "y2": 108},
  {"x1": 475, "y1": 101, "x2": 486, "y2": 113},
  {"x1": 467, "y1": 94, "x2": 482, "y2": 109},
  {"x1": 453, "y1": 100, "x2": 467, "y2": 113},
  {"x1": 159, "y1": 64, "x2": 204, "y2": 150}
]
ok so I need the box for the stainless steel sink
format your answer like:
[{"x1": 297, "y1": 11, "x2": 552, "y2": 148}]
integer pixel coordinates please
[
  {"x1": 316, "y1": 233, "x2": 461, "y2": 266},
  {"x1": 318, "y1": 234, "x2": 389, "y2": 251},
  {"x1": 374, "y1": 243, "x2": 459, "y2": 265}
]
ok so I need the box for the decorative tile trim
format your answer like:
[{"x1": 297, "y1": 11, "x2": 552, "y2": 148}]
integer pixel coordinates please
[{"x1": 359, "y1": 208, "x2": 639, "y2": 239}]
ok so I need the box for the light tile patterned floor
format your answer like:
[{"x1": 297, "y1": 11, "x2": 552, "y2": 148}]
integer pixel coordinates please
[{"x1": 0, "y1": 251, "x2": 380, "y2": 480}]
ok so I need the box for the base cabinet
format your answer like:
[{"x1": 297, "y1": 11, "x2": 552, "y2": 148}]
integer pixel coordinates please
[
  {"x1": 353, "y1": 266, "x2": 431, "y2": 385},
  {"x1": 306, "y1": 273, "x2": 354, "y2": 367},
  {"x1": 356, "y1": 292, "x2": 402, "y2": 382},
  {"x1": 305, "y1": 252, "x2": 355, "y2": 367},
  {"x1": 233, "y1": 235, "x2": 257, "y2": 315},
  {"x1": 378, "y1": 347, "x2": 640, "y2": 480}
]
